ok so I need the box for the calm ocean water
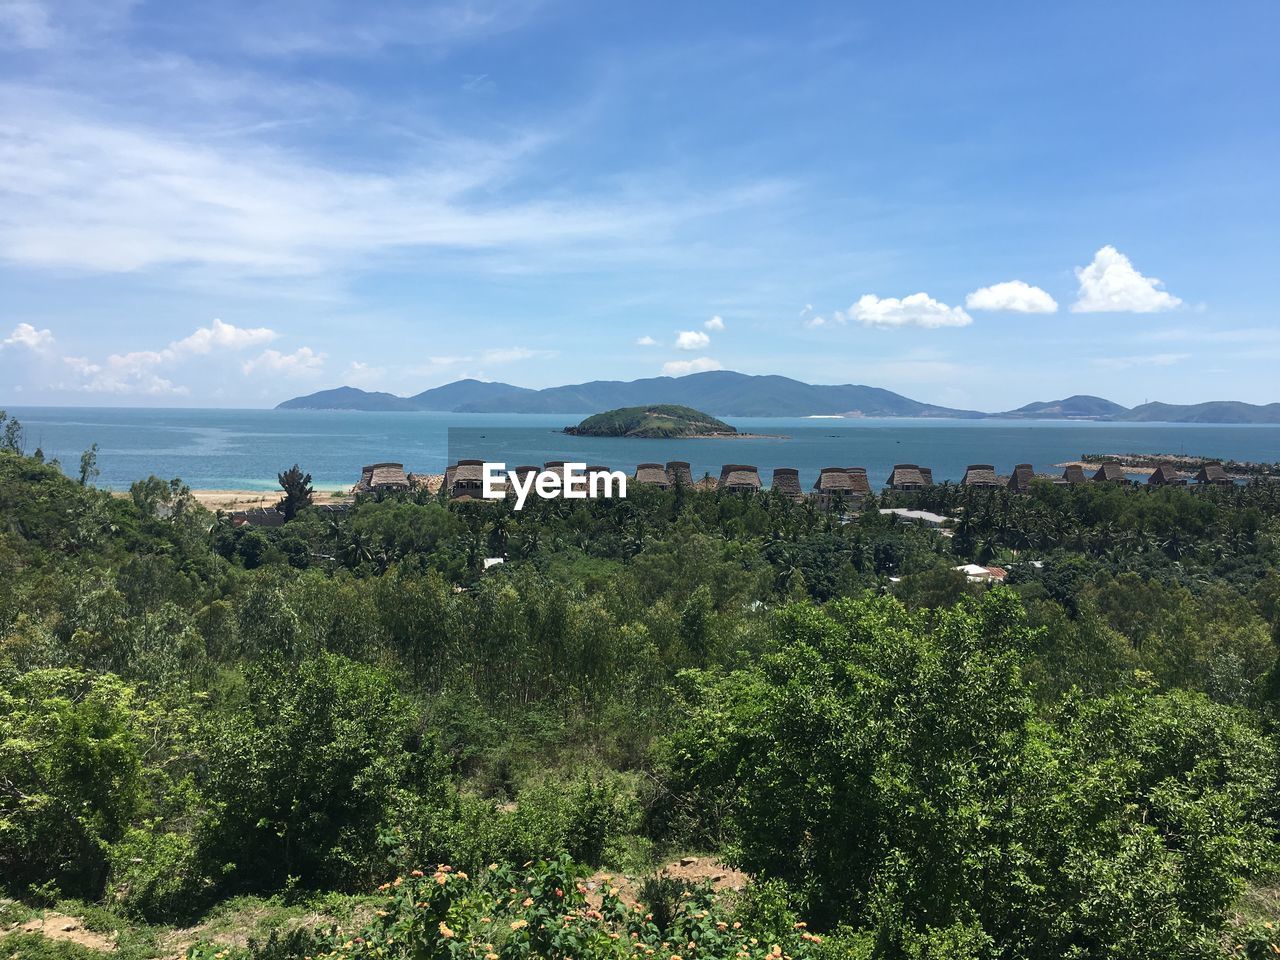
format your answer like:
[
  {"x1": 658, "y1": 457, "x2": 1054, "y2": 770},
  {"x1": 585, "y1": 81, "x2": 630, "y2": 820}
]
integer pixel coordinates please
[{"x1": 7, "y1": 407, "x2": 1280, "y2": 491}]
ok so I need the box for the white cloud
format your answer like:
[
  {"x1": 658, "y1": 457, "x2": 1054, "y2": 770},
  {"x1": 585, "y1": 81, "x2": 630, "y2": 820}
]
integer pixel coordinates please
[
  {"x1": 1092, "y1": 352, "x2": 1190, "y2": 371},
  {"x1": 849, "y1": 293, "x2": 973, "y2": 329},
  {"x1": 0, "y1": 0, "x2": 57, "y2": 49},
  {"x1": 965, "y1": 280, "x2": 1058, "y2": 314},
  {"x1": 480, "y1": 346, "x2": 554, "y2": 364},
  {"x1": 2, "y1": 322, "x2": 55, "y2": 350},
  {"x1": 344, "y1": 360, "x2": 385, "y2": 386},
  {"x1": 663, "y1": 356, "x2": 722, "y2": 376},
  {"x1": 172, "y1": 317, "x2": 276, "y2": 354},
  {"x1": 704, "y1": 315, "x2": 725, "y2": 331},
  {"x1": 242, "y1": 346, "x2": 325, "y2": 376},
  {"x1": 0, "y1": 88, "x2": 781, "y2": 277},
  {"x1": 675, "y1": 330, "x2": 711, "y2": 350},
  {"x1": 804, "y1": 315, "x2": 827, "y2": 329},
  {"x1": 635, "y1": 335, "x2": 659, "y2": 347},
  {"x1": 1072, "y1": 246, "x2": 1182, "y2": 313},
  {"x1": 61, "y1": 355, "x2": 101, "y2": 376}
]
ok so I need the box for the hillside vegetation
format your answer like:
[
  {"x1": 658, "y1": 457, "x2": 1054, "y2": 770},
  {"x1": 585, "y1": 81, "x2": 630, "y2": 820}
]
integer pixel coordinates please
[
  {"x1": 2, "y1": 406, "x2": 1280, "y2": 959},
  {"x1": 564, "y1": 404, "x2": 736, "y2": 438}
]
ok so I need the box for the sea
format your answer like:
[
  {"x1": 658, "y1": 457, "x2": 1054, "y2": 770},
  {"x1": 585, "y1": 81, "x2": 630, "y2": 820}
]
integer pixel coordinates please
[{"x1": 6, "y1": 407, "x2": 1280, "y2": 491}]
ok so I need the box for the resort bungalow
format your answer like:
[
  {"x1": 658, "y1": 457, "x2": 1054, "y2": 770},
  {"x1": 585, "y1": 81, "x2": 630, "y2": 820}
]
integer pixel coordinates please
[
  {"x1": 1196, "y1": 462, "x2": 1233, "y2": 486},
  {"x1": 813, "y1": 466, "x2": 857, "y2": 509},
  {"x1": 961, "y1": 464, "x2": 1000, "y2": 488},
  {"x1": 889, "y1": 464, "x2": 926, "y2": 491},
  {"x1": 1059, "y1": 464, "x2": 1088, "y2": 484},
  {"x1": 449, "y1": 459, "x2": 485, "y2": 499},
  {"x1": 718, "y1": 464, "x2": 762, "y2": 493},
  {"x1": 955, "y1": 563, "x2": 1008, "y2": 583},
  {"x1": 1008, "y1": 463, "x2": 1035, "y2": 494},
  {"x1": 1093, "y1": 463, "x2": 1129, "y2": 484},
  {"x1": 770, "y1": 467, "x2": 804, "y2": 500},
  {"x1": 354, "y1": 462, "x2": 410, "y2": 494},
  {"x1": 844, "y1": 467, "x2": 872, "y2": 498},
  {"x1": 666, "y1": 461, "x2": 694, "y2": 487},
  {"x1": 633, "y1": 463, "x2": 671, "y2": 488},
  {"x1": 1148, "y1": 464, "x2": 1188, "y2": 486},
  {"x1": 230, "y1": 505, "x2": 286, "y2": 528},
  {"x1": 919, "y1": 467, "x2": 934, "y2": 485}
]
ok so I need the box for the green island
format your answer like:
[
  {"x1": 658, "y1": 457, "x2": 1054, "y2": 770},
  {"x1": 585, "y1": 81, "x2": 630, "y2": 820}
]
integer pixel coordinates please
[
  {"x1": 2, "y1": 406, "x2": 1280, "y2": 960},
  {"x1": 564, "y1": 404, "x2": 739, "y2": 438}
]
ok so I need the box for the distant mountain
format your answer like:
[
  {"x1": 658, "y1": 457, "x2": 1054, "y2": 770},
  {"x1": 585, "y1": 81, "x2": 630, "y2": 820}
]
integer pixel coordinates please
[
  {"x1": 276, "y1": 386, "x2": 419, "y2": 411},
  {"x1": 1117, "y1": 400, "x2": 1280, "y2": 424},
  {"x1": 280, "y1": 371, "x2": 985, "y2": 418},
  {"x1": 277, "y1": 375, "x2": 1280, "y2": 423},
  {"x1": 1000, "y1": 395, "x2": 1132, "y2": 419}
]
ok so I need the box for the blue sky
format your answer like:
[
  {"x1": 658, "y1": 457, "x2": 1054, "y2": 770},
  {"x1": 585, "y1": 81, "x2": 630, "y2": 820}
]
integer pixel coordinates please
[{"x1": 1, "y1": 0, "x2": 1278, "y2": 410}]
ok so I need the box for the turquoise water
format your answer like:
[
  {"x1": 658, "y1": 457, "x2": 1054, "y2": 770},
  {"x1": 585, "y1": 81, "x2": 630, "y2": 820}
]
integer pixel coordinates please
[{"x1": 6, "y1": 407, "x2": 1280, "y2": 491}]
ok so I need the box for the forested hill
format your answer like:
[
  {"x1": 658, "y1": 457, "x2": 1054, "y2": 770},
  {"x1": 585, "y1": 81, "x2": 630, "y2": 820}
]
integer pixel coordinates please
[
  {"x1": 564, "y1": 404, "x2": 736, "y2": 438},
  {"x1": 277, "y1": 372, "x2": 1280, "y2": 422},
  {"x1": 4, "y1": 401, "x2": 1280, "y2": 958},
  {"x1": 279, "y1": 371, "x2": 982, "y2": 417}
]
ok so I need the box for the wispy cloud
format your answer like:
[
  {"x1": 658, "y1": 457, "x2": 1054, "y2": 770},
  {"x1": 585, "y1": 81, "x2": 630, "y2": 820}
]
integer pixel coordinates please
[
  {"x1": 2, "y1": 322, "x2": 55, "y2": 350},
  {"x1": 663, "y1": 356, "x2": 721, "y2": 376},
  {"x1": 242, "y1": 346, "x2": 325, "y2": 376},
  {"x1": 704, "y1": 314, "x2": 725, "y2": 331},
  {"x1": 1092, "y1": 352, "x2": 1191, "y2": 371},
  {"x1": 635, "y1": 335, "x2": 659, "y2": 347}
]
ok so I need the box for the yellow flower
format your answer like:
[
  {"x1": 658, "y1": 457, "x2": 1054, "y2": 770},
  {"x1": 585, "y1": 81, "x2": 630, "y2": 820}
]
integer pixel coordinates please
[
  {"x1": 522, "y1": 897, "x2": 534, "y2": 907},
  {"x1": 438, "y1": 922, "x2": 455, "y2": 939},
  {"x1": 510, "y1": 919, "x2": 528, "y2": 931}
]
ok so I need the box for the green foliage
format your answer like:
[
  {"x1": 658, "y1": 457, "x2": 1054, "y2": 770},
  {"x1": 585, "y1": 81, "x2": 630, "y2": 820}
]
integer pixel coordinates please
[
  {"x1": 276, "y1": 464, "x2": 313, "y2": 521},
  {"x1": 567, "y1": 404, "x2": 735, "y2": 438}
]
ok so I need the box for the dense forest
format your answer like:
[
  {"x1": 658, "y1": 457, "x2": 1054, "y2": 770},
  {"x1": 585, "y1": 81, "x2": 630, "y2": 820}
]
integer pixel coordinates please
[{"x1": 3, "y1": 409, "x2": 1280, "y2": 959}]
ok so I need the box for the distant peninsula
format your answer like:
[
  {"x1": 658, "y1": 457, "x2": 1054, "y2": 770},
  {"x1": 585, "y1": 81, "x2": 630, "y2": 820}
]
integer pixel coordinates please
[
  {"x1": 564, "y1": 405, "x2": 739, "y2": 439},
  {"x1": 276, "y1": 372, "x2": 1280, "y2": 424}
]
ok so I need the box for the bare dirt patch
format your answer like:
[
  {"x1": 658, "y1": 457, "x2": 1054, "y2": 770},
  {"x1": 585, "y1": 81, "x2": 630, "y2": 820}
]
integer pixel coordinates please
[
  {"x1": 2, "y1": 912, "x2": 117, "y2": 953},
  {"x1": 583, "y1": 857, "x2": 748, "y2": 911}
]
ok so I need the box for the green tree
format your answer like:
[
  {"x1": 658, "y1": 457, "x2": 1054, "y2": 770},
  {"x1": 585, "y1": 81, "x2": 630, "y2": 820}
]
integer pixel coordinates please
[
  {"x1": 78, "y1": 442, "x2": 100, "y2": 486},
  {"x1": 277, "y1": 462, "x2": 314, "y2": 520}
]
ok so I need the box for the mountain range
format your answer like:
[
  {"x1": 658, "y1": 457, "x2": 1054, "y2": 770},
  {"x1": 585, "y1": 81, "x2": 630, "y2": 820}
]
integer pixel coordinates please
[{"x1": 276, "y1": 372, "x2": 1280, "y2": 424}]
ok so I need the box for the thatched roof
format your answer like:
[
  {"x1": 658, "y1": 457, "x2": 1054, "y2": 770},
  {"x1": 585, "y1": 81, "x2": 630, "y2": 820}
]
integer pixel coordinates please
[
  {"x1": 666, "y1": 461, "x2": 693, "y2": 486},
  {"x1": 512, "y1": 465, "x2": 539, "y2": 480},
  {"x1": 919, "y1": 467, "x2": 934, "y2": 485},
  {"x1": 770, "y1": 468, "x2": 803, "y2": 498},
  {"x1": 1008, "y1": 463, "x2": 1035, "y2": 493},
  {"x1": 453, "y1": 460, "x2": 484, "y2": 483},
  {"x1": 962, "y1": 464, "x2": 1000, "y2": 487},
  {"x1": 367, "y1": 462, "x2": 409, "y2": 490},
  {"x1": 543, "y1": 460, "x2": 566, "y2": 471},
  {"x1": 1196, "y1": 462, "x2": 1231, "y2": 484},
  {"x1": 844, "y1": 467, "x2": 871, "y2": 496},
  {"x1": 815, "y1": 467, "x2": 856, "y2": 492},
  {"x1": 634, "y1": 463, "x2": 671, "y2": 486},
  {"x1": 719, "y1": 464, "x2": 761, "y2": 491},
  {"x1": 1060, "y1": 464, "x2": 1087, "y2": 484},
  {"x1": 1093, "y1": 463, "x2": 1128, "y2": 483},
  {"x1": 1148, "y1": 464, "x2": 1187, "y2": 486},
  {"x1": 231, "y1": 505, "x2": 286, "y2": 527},
  {"x1": 890, "y1": 464, "x2": 926, "y2": 489}
]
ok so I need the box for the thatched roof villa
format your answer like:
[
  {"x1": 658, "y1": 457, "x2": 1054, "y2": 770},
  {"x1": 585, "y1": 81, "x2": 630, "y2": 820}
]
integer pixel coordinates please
[
  {"x1": 770, "y1": 467, "x2": 803, "y2": 500},
  {"x1": 844, "y1": 467, "x2": 872, "y2": 497},
  {"x1": 890, "y1": 464, "x2": 926, "y2": 490},
  {"x1": 1196, "y1": 462, "x2": 1233, "y2": 486},
  {"x1": 449, "y1": 459, "x2": 486, "y2": 499},
  {"x1": 230, "y1": 505, "x2": 286, "y2": 528},
  {"x1": 354, "y1": 462, "x2": 410, "y2": 494},
  {"x1": 961, "y1": 464, "x2": 1000, "y2": 488},
  {"x1": 1008, "y1": 463, "x2": 1035, "y2": 493},
  {"x1": 719, "y1": 464, "x2": 761, "y2": 493},
  {"x1": 1148, "y1": 464, "x2": 1188, "y2": 486},
  {"x1": 666, "y1": 461, "x2": 694, "y2": 487},
  {"x1": 1059, "y1": 464, "x2": 1088, "y2": 484},
  {"x1": 919, "y1": 467, "x2": 934, "y2": 485},
  {"x1": 813, "y1": 466, "x2": 857, "y2": 509},
  {"x1": 1093, "y1": 463, "x2": 1128, "y2": 484},
  {"x1": 634, "y1": 463, "x2": 671, "y2": 488}
]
